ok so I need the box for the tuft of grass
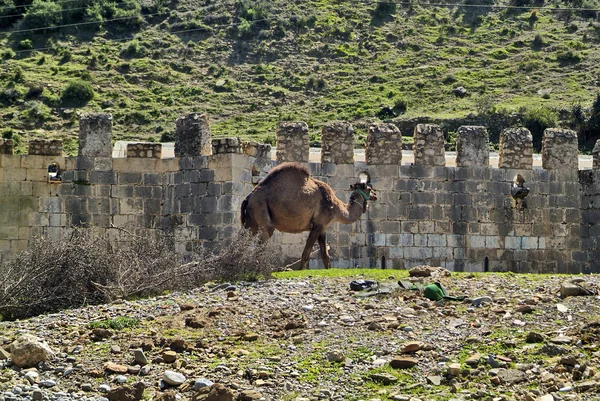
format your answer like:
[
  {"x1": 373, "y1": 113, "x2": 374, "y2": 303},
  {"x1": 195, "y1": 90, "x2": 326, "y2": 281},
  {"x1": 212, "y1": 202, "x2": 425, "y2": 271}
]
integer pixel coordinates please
[{"x1": 88, "y1": 316, "x2": 140, "y2": 330}]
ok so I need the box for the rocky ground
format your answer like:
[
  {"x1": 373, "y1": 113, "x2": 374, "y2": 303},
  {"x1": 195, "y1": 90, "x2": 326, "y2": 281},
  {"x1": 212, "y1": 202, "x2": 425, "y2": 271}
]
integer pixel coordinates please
[{"x1": 1, "y1": 270, "x2": 600, "y2": 401}]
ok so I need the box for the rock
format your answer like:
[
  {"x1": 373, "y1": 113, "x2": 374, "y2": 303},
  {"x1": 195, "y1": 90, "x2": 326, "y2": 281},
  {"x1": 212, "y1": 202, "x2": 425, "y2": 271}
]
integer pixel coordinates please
[
  {"x1": 408, "y1": 265, "x2": 449, "y2": 277},
  {"x1": 538, "y1": 395, "x2": 554, "y2": 401},
  {"x1": 390, "y1": 357, "x2": 418, "y2": 369},
  {"x1": 128, "y1": 365, "x2": 141, "y2": 375},
  {"x1": 540, "y1": 344, "x2": 568, "y2": 356},
  {"x1": 237, "y1": 390, "x2": 262, "y2": 401},
  {"x1": 486, "y1": 355, "x2": 500, "y2": 368},
  {"x1": 24, "y1": 371, "x2": 40, "y2": 384},
  {"x1": 496, "y1": 368, "x2": 528, "y2": 384},
  {"x1": 447, "y1": 363, "x2": 461, "y2": 376},
  {"x1": 516, "y1": 305, "x2": 535, "y2": 314},
  {"x1": 32, "y1": 390, "x2": 43, "y2": 401},
  {"x1": 242, "y1": 333, "x2": 259, "y2": 341},
  {"x1": 191, "y1": 383, "x2": 234, "y2": 401},
  {"x1": 427, "y1": 375, "x2": 442, "y2": 386},
  {"x1": 574, "y1": 380, "x2": 597, "y2": 392},
  {"x1": 194, "y1": 378, "x2": 214, "y2": 390},
  {"x1": 163, "y1": 351, "x2": 177, "y2": 363},
  {"x1": 550, "y1": 336, "x2": 574, "y2": 344},
  {"x1": 9, "y1": 334, "x2": 56, "y2": 368},
  {"x1": 560, "y1": 355, "x2": 578, "y2": 366},
  {"x1": 370, "y1": 372, "x2": 398, "y2": 385},
  {"x1": 107, "y1": 383, "x2": 145, "y2": 401},
  {"x1": 471, "y1": 296, "x2": 493, "y2": 307},
  {"x1": 185, "y1": 316, "x2": 210, "y2": 329},
  {"x1": 560, "y1": 283, "x2": 587, "y2": 297},
  {"x1": 163, "y1": 370, "x2": 186, "y2": 386},
  {"x1": 367, "y1": 322, "x2": 385, "y2": 331},
  {"x1": 115, "y1": 375, "x2": 128, "y2": 383},
  {"x1": 99, "y1": 384, "x2": 112, "y2": 393},
  {"x1": 179, "y1": 303, "x2": 195, "y2": 311},
  {"x1": 0, "y1": 347, "x2": 10, "y2": 360},
  {"x1": 556, "y1": 304, "x2": 569, "y2": 313},
  {"x1": 153, "y1": 391, "x2": 177, "y2": 401},
  {"x1": 82, "y1": 383, "x2": 93, "y2": 391},
  {"x1": 92, "y1": 328, "x2": 113, "y2": 339},
  {"x1": 40, "y1": 379, "x2": 56, "y2": 387},
  {"x1": 105, "y1": 362, "x2": 129, "y2": 374},
  {"x1": 133, "y1": 349, "x2": 148, "y2": 366},
  {"x1": 465, "y1": 354, "x2": 481, "y2": 366},
  {"x1": 526, "y1": 332, "x2": 546, "y2": 343},
  {"x1": 111, "y1": 345, "x2": 122, "y2": 354},
  {"x1": 326, "y1": 351, "x2": 344, "y2": 363},
  {"x1": 401, "y1": 341, "x2": 424, "y2": 354},
  {"x1": 452, "y1": 86, "x2": 468, "y2": 98}
]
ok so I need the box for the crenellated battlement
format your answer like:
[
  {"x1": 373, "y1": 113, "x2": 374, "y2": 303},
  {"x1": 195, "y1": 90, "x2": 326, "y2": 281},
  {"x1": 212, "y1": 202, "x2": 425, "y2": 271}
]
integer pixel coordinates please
[{"x1": 1, "y1": 113, "x2": 599, "y2": 272}]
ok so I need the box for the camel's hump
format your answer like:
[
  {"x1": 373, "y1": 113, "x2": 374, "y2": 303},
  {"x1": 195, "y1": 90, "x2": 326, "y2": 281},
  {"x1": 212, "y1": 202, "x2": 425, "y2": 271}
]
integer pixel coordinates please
[{"x1": 259, "y1": 162, "x2": 310, "y2": 186}]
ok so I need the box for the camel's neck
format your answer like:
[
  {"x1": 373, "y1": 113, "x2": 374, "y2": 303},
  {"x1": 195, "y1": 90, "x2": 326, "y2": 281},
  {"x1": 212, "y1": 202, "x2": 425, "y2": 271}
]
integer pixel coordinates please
[{"x1": 337, "y1": 193, "x2": 365, "y2": 224}]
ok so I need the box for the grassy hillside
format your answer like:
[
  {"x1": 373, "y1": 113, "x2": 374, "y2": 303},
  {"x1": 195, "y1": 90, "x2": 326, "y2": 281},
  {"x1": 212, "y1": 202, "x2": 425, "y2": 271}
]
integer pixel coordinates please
[{"x1": 1, "y1": 0, "x2": 600, "y2": 154}]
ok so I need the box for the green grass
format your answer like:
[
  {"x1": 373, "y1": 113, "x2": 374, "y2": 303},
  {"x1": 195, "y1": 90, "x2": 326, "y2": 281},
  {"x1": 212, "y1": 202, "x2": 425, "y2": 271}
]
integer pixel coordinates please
[
  {"x1": 0, "y1": 1, "x2": 599, "y2": 149},
  {"x1": 274, "y1": 268, "x2": 409, "y2": 280},
  {"x1": 87, "y1": 316, "x2": 140, "y2": 330}
]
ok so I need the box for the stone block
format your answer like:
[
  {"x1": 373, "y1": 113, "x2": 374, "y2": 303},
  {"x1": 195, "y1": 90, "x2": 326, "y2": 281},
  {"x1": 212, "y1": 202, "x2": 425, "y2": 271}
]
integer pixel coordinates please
[
  {"x1": 469, "y1": 235, "x2": 486, "y2": 248},
  {"x1": 89, "y1": 171, "x2": 117, "y2": 185},
  {"x1": 120, "y1": 198, "x2": 144, "y2": 214},
  {"x1": 498, "y1": 127, "x2": 533, "y2": 169},
  {"x1": 144, "y1": 199, "x2": 162, "y2": 215},
  {"x1": 542, "y1": 128, "x2": 578, "y2": 170},
  {"x1": 365, "y1": 123, "x2": 402, "y2": 165},
  {"x1": 4, "y1": 168, "x2": 27, "y2": 182},
  {"x1": 133, "y1": 186, "x2": 152, "y2": 198},
  {"x1": 79, "y1": 114, "x2": 113, "y2": 157},
  {"x1": 456, "y1": 126, "x2": 489, "y2": 167},
  {"x1": 276, "y1": 121, "x2": 309, "y2": 163},
  {"x1": 321, "y1": 122, "x2": 354, "y2": 164},
  {"x1": 155, "y1": 158, "x2": 179, "y2": 172},
  {"x1": 25, "y1": 168, "x2": 47, "y2": 182},
  {"x1": 111, "y1": 185, "x2": 134, "y2": 198},
  {"x1": 522, "y1": 237, "x2": 539, "y2": 249},
  {"x1": 175, "y1": 113, "x2": 212, "y2": 156},
  {"x1": 118, "y1": 172, "x2": 143, "y2": 185},
  {"x1": 413, "y1": 124, "x2": 445, "y2": 166}
]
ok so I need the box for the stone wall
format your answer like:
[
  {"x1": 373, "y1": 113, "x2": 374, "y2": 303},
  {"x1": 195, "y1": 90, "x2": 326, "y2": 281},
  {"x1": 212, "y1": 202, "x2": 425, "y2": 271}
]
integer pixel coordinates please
[
  {"x1": 126, "y1": 143, "x2": 162, "y2": 159},
  {"x1": 28, "y1": 140, "x2": 63, "y2": 156},
  {"x1": 1, "y1": 115, "x2": 599, "y2": 273}
]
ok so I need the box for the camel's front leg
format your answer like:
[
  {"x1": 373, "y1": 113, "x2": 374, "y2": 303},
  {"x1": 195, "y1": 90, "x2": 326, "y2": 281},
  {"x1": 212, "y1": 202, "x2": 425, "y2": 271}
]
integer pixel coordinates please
[
  {"x1": 318, "y1": 233, "x2": 330, "y2": 269},
  {"x1": 300, "y1": 226, "x2": 322, "y2": 270}
]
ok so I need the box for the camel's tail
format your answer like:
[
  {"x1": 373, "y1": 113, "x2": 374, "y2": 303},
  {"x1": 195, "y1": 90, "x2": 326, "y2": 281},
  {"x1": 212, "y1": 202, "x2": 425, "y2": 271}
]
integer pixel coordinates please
[{"x1": 240, "y1": 194, "x2": 251, "y2": 229}]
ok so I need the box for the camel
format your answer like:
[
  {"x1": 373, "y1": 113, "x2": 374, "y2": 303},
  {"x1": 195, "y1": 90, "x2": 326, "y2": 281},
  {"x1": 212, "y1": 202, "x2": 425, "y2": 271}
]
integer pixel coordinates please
[{"x1": 240, "y1": 162, "x2": 377, "y2": 269}]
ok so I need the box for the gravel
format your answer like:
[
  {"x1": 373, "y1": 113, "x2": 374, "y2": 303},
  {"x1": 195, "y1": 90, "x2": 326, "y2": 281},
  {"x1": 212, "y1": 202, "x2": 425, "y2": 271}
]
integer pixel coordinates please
[{"x1": 1, "y1": 273, "x2": 599, "y2": 401}]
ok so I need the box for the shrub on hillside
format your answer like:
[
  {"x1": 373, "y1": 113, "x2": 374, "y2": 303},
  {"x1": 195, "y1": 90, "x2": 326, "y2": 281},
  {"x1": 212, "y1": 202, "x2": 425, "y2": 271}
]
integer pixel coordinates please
[
  {"x1": 21, "y1": 100, "x2": 50, "y2": 121},
  {"x1": 0, "y1": 229, "x2": 279, "y2": 320},
  {"x1": 0, "y1": 88, "x2": 23, "y2": 105},
  {"x1": 61, "y1": 79, "x2": 95, "y2": 105},
  {"x1": 373, "y1": 2, "x2": 397, "y2": 18},
  {"x1": 21, "y1": 0, "x2": 62, "y2": 30}
]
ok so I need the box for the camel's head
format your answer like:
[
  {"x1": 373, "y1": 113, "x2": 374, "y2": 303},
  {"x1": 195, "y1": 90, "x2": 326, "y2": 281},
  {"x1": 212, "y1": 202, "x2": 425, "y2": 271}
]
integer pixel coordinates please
[{"x1": 350, "y1": 182, "x2": 377, "y2": 212}]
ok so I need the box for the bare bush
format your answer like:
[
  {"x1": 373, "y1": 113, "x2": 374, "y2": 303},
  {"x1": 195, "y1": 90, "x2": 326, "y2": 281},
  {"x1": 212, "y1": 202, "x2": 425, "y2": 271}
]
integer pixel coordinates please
[
  {"x1": 0, "y1": 228, "x2": 281, "y2": 320},
  {"x1": 185, "y1": 228, "x2": 281, "y2": 283}
]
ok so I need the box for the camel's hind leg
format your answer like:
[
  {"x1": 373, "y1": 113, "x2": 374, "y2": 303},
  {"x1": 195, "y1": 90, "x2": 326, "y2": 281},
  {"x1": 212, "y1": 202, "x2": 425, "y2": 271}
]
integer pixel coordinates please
[
  {"x1": 301, "y1": 225, "x2": 323, "y2": 270},
  {"x1": 318, "y1": 233, "x2": 330, "y2": 269},
  {"x1": 247, "y1": 202, "x2": 275, "y2": 241}
]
